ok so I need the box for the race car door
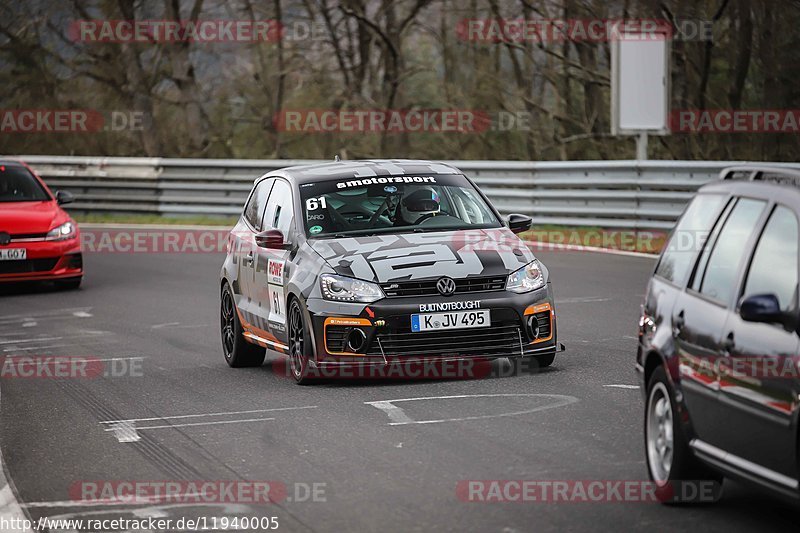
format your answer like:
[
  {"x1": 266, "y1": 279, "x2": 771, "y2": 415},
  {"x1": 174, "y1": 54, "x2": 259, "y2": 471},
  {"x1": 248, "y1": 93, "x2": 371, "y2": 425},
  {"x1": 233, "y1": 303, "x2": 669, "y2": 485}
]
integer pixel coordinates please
[
  {"x1": 234, "y1": 177, "x2": 273, "y2": 327},
  {"x1": 254, "y1": 178, "x2": 295, "y2": 345}
]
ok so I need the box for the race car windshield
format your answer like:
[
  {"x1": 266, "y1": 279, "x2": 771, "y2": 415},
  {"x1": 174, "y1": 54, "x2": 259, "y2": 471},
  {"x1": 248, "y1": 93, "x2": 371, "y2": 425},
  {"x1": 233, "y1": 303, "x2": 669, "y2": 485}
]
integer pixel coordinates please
[
  {"x1": 0, "y1": 166, "x2": 51, "y2": 202},
  {"x1": 299, "y1": 174, "x2": 501, "y2": 237}
]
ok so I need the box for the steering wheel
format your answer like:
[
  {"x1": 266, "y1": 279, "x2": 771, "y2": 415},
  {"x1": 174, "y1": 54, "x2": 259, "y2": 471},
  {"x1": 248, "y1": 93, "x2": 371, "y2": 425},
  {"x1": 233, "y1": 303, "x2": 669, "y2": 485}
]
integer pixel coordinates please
[{"x1": 414, "y1": 212, "x2": 438, "y2": 224}]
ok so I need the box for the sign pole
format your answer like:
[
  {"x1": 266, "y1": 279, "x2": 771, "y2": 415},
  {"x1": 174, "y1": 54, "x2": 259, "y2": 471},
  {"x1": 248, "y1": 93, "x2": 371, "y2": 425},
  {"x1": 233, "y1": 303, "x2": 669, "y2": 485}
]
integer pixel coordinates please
[{"x1": 636, "y1": 131, "x2": 648, "y2": 160}]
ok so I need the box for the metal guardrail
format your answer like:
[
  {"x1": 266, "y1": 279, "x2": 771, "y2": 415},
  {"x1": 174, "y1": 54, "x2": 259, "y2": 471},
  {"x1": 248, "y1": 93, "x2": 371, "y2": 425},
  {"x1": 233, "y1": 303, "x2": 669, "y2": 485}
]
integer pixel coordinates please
[{"x1": 15, "y1": 155, "x2": 795, "y2": 230}]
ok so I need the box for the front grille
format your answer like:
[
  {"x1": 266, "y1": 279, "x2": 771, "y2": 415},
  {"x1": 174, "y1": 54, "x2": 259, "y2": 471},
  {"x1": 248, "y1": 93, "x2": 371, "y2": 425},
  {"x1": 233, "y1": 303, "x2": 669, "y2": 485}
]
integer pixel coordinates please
[
  {"x1": 10, "y1": 232, "x2": 49, "y2": 241},
  {"x1": 367, "y1": 323, "x2": 523, "y2": 358},
  {"x1": 0, "y1": 258, "x2": 59, "y2": 275},
  {"x1": 381, "y1": 275, "x2": 507, "y2": 297}
]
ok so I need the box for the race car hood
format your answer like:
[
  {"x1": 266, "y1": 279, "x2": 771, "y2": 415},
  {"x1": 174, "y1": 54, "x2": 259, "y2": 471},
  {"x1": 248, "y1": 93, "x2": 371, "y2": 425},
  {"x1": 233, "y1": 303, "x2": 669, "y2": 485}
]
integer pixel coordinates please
[
  {"x1": 309, "y1": 227, "x2": 536, "y2": 283},
  {"x1": 0, "y1": 201, "x2": 64, "y2": 234}
]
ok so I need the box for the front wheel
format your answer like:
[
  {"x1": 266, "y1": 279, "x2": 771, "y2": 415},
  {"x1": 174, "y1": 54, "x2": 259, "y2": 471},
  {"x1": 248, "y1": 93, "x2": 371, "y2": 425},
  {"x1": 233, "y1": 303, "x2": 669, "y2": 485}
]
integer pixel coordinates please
[
  {"x1": 508, "y1": 353, "x2": 556, "y2": 375},
  {"x1": 220, "y1": 283, "x2": 265, "y2": 368},
  {"x1": 288, "y1": 299, "x2": 314, "y2": 384}
]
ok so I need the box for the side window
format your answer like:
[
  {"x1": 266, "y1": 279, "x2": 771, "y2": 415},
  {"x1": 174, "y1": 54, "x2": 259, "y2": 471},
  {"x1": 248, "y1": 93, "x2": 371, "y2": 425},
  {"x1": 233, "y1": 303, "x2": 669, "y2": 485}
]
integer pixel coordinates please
[
  {"x1": 697, "y1": 198, "x2": 766, "y2": 304},
  {"x1": 655, "y1": 194, "x2": 726, "y2": 285},
  {"x1": 244, "y1": 178, "x2": 274, "y2": 230},
  {"x1": 690, "y1": 199, "x2": 735, "y2": 292},
  {"x1": 264, "y1": 180, "x2": 295, "y2": 234},
  {"x1": 743, "y1": 206, "x2": 799, "y2": 312}
]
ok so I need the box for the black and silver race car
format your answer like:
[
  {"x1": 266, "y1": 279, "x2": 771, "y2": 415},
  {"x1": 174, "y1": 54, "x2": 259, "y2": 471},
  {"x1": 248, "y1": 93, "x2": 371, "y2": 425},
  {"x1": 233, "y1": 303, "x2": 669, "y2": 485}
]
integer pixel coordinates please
[{"x1": 220, "y1": 159, "x2": 561, "y2": 383}]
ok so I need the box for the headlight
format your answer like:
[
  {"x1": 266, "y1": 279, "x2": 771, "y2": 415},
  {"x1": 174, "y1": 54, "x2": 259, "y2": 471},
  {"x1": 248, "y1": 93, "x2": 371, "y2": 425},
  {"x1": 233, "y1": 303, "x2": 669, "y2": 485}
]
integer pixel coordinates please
[
  {"x1": 45, "y1": 221, "x2": 76, "y2": 241},
  {"x1": 506, "y1": 260, "x2": 545, "y2": 293},
  {"x1": 320, "y1": 274, "x2": 384, "y2": 303}
]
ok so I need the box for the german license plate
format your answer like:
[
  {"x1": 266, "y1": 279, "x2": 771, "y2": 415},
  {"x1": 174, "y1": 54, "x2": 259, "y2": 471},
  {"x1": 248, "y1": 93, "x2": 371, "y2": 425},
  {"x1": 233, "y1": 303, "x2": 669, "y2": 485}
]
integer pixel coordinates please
[
  {"x1": 411, "y1": 310, "x2": 490, "y2": 332},
  {"x1": 0, "y1": 248, "x2": 26, "y2": 261}
]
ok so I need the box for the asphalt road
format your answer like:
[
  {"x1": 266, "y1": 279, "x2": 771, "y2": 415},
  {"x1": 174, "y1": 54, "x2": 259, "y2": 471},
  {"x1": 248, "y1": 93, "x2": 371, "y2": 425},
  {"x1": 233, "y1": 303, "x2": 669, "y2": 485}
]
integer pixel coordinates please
[{"x1": 0, "y1": 244, "x2": 796, "y2": 532}]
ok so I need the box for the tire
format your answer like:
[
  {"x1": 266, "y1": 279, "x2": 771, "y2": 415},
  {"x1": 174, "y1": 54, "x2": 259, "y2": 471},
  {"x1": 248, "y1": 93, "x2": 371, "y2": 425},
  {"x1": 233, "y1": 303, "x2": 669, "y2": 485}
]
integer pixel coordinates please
[
  {"x1": 56, "y1": 277, "x2": 82, "y2": 290},
  {"x1": 508, "y1": 352, "x2": 555, "y2": 375},
  {"x1": 645, "y1": 365, "x2": 722, "y2": 504},
  {"x1": 534, "y1": 353, "x2": 556, "y2": 368},
  {"x1": 220, "y1": 283, "x2": 265, "y2": 368},
  {"x1": 287, "y1": 298, "x2": 314, "y2": 385}
]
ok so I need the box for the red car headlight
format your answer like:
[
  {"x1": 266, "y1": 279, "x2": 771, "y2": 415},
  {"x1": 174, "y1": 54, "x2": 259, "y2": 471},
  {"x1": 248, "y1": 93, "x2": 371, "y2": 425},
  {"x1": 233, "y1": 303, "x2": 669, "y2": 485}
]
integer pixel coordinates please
[{"x1": 45, "y1": 221, "x2": 76, "y2": 241}]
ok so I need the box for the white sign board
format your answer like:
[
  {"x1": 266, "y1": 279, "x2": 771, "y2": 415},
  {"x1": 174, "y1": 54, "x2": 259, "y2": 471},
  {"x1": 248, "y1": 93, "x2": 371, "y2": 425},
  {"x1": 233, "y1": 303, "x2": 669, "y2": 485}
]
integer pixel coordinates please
[{"x1": 611, "y1": 32, "x2": 670, "y2": 134}]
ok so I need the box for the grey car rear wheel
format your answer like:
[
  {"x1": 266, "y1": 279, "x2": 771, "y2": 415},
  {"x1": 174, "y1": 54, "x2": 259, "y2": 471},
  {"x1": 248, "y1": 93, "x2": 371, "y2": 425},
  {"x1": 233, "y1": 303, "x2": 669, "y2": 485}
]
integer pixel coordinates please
[{"x1": 221, "y1": 283, "x2": 265, "y2": 368}]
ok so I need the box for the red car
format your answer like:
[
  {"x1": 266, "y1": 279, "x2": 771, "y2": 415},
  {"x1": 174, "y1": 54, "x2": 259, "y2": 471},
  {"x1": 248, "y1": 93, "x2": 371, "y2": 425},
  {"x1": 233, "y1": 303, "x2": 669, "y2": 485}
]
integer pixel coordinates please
[{"x1": 0, "y1": 160, "x2": 83, "y2": 289}]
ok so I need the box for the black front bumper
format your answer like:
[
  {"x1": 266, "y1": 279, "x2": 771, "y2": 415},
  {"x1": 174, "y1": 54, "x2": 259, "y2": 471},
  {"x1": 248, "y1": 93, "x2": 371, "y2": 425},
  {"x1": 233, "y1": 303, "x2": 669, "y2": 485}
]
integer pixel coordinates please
[{"x1": 305, "y1": 284, "x2": 559, "y2": 365}]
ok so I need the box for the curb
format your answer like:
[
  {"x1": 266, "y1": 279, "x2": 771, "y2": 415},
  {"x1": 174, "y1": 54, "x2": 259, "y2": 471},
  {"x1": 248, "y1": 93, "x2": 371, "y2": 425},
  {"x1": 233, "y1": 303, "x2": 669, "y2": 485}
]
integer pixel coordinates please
[{"x1": 0, "y1": 389, "x2": 34, "y2": 533}]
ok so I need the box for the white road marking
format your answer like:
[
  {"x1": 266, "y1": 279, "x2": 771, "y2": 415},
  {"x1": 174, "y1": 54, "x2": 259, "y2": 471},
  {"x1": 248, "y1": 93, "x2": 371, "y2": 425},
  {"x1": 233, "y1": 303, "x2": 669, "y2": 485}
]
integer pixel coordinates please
[
  {"x1": 0, "y1": 332, "x2": 108, "y2": 346},
  {"x1": 151, "y1": 323, "x2": 211, "y2": 330},
  {"x1": 88, "y1": 356, "x2": 145, "y2": 363},
  {"x1": 366, "y1": 401, "x2": 415, "y2": 425},
  {"x1": 0, "y1": 337, "x2": 63, "y2": 346},
  {"x1": 100, "y1": 405, "x2": 317, "y2": 425},
  {"x1": 3, "y1": 341, "x2": 116, "y2": 353},
  {"x1": 101, "y1": 406, "x2": 318, "y2": 442},
  {"x1": 126, "y1": 417, "x2": 277, "y2": 431},
  {"x1": 150, "y1": 322, "x2": 180, "y2": 329},
  {"x1": 3, "y1": 356, "x2": 143, "y2": 362},
  {"x1": 0, "y1": 308, "x2": 95, "y2": 331},
  {"x1": 0, "y1": 307, "x2": 92, "y2": 321},
  {"x1": 0, "y1": 481, "x2": 33, "y2": 533},
  {"x1": 103, "y1": 417, "x2": 277, "y2": 442},
  {"x1": 109, "y1": 421, "x2": 140, "y2": 443},
  {"x1": 365, "y1": 394, "x2": 579, "y2": 426},
  {"x1": 604, "y1": 384, "x2": 640, "y2": 389},
  {"x1": 558, "y1": 297, "x2": 612, "y2": 304}
]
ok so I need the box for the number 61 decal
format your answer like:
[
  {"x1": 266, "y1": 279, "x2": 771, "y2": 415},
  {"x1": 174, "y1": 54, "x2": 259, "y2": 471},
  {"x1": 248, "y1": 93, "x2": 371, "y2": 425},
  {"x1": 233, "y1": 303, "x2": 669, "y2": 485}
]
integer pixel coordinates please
[{"x1": 306, "y1": 197, "x2": 328, "y2": 211}]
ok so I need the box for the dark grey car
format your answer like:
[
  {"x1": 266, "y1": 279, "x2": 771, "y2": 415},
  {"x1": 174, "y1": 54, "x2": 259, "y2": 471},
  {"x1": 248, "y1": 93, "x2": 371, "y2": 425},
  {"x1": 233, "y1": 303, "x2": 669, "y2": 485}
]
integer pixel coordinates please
[
  {"x1": 637, "y1": 166, "x2": 800, "y2": 502},
  {"x1": 221, "y1": 160, "x2": 560, "y2": 383}
]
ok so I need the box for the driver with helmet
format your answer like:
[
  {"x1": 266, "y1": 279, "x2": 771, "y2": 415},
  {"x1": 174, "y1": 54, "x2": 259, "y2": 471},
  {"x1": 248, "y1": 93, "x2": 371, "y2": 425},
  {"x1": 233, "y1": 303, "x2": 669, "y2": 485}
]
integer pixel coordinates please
[{"x1": 396, "y1": 187, "x2": 440, "y2": 225}]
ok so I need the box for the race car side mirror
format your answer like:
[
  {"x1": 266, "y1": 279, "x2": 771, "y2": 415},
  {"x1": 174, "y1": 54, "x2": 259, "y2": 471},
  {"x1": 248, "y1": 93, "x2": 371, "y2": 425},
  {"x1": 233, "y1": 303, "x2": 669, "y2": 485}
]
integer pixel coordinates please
[
  {"x1": 255, "y1": 229, "x2": 290, "y2": 250},
  {"x1": 506, "y1": 213, "x2": 532, "y2": 234}
]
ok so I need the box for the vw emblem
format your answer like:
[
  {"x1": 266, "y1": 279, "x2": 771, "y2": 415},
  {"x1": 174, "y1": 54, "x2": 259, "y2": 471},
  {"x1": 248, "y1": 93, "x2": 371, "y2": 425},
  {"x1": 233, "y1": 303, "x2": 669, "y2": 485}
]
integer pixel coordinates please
[
  {"x1": 0, "y1": 232, "x2": 9, "y2": 246},
  {"x1": 436, "y1": 277, "x2": 456, "y2": 296}
]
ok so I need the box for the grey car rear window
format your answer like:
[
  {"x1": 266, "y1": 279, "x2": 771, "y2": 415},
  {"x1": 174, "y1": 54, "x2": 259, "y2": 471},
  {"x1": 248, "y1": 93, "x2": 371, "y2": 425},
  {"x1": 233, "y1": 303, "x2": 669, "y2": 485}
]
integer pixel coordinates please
[{"x1": 655, "y1": 193, "x2": 726, "y2": 286}]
